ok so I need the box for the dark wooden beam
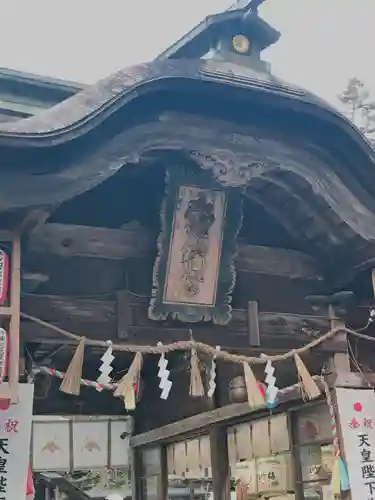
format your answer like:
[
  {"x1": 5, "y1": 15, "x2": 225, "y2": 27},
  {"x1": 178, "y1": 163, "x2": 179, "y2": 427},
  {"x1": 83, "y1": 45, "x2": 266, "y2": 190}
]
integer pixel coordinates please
[
  {"x1": 210, "y1": 427, "x2": 230, "y2": 500},
  {"x1": 0, "y1": 230, "x2": 13, "y2": 241},
  {"x1": 247, "y1": 300, "x2": 260, "y2": 346},
  {"x1": 131, "y1": 403, "x2": 258, "y2": 447},
  {"x1": 0, "y1": 210, "x2": 49, "y2": 243},
  {"x1": 116, "y1": 289, "x2": 131, "y2": 339},
  {"x1": 20, "y1": 292, "x2": 332, "y2": 350},
  {"x1": 22, "y1": 272, "x2": 49, "y2": 293},
  {"x1": 130, "y1": 388, "x2": 310, "y2": 448},
  {"x1": 21, "y1": 294, "x2": 116, "y2": 325},
  {"x1": 18, "y1": 209, "x2": 49, "y2": 234},
  {"x1": 28, "y1": 222, "x2": 153, "y2": 260},
  {"x1": 236, "y1": 243, "x2": 323, "y2": 280},
  {"x1": 27, "y1": 223, "x2": 323, "y2": 280}
]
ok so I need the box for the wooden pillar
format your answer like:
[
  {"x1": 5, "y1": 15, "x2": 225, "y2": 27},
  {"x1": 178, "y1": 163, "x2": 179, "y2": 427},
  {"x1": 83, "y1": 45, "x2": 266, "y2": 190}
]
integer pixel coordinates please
[
  {"x1": 327, "y1": 303, "x2": 351, "y2": 382},
  {"x1": 210, "y1": 427, "x2": 230, "y2": 500},
  {"x1": 247, "y1": 301, "x2": 260, "y2": 347},
  {"x1": 7, "y1": 210, "x2": 48, "y2": 401},
  {"x1": 44, "y1": 483, "x2": 51, "y2": 500},
  {"x1": 116, "y1": 289, "x2": 131, "y2": 339},
  {"x1": 159, "y1": 446, "x2": 169, "y2": 500},
  {"x1": 54, "y1": 485, "x2": 60, "y2": 500},
  {"x1": 130, "y1": 416, "x2": 142, "y2": 500}
]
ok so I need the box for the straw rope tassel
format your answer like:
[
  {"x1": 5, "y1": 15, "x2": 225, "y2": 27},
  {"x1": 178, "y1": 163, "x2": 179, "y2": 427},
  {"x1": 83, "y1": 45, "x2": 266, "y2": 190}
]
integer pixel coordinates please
[
  {"x1": 243, "y1": 362, "x2": 266, "y2": 408},
  {"x1": 321, "y1": 377, "x2": 350, "y2": 493},
  {"x1": 293, "y1": 351, "x2": 321, "y2": 400},
  {"x1": 331, "y1": 453, "x2": 341, "y2": 496},
  {"x1": 114, "y1": 352, "x2": 143, "y2": 398},
  {"x1": 189, "y1": 348, "x2": 205, "y2": 397},
  {"x1": 60, "y1": 337, "x2": 86, "y2": 395}
]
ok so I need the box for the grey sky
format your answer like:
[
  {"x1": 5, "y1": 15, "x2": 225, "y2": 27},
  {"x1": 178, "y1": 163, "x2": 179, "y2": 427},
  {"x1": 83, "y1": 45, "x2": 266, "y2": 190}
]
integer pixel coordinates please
[{"x1": 1, "y1": 0, "x2": 374, "y2": 105}]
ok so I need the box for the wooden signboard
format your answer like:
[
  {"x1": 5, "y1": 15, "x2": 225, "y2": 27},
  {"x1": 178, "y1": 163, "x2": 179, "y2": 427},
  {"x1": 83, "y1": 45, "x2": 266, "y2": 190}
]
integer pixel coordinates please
[
  {"x1": 299, "y1": 445, "x2": 323, "y2": 482},
  {"x1": 228, "y1": 415, "x2": 290, "y2": 465},
  {"x1": 297, "y1": 404, "x2": 332, "y2": 444},
  {"x1": 163, "y1": 185, "x2": 225, "y2": 307},
  {"x1": 166, "y1": 435, "x2": 211, "y2": 479},
  {"x1": 257, "y1": 453, "x2": 294, "y2": 495},
  {"x1": 149, "y1": 166, "x2": 242, "y2": 324},
  {"x1": 228, "y1": 415, "x2": 292, "y2": 497},
  {"x1": 336, "y1": 387, "x2": 375, "y2": 500},
  {"x1": 0, "y1": 383, "x2": 34, "y2": 500},
  {"x1": 233, "y1": 460, "x2": 258, "y2": 495}
]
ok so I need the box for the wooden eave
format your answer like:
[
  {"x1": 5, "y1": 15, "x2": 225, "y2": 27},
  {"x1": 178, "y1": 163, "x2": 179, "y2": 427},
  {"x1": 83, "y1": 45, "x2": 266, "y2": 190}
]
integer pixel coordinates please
[
  {"x1": 0, "y1": 59, "x2": 364, "y2": 146},
  {"x1": 0, "y1": 59, "x2": 373, "y2": 281},
  {"x1": 0, "y1": 68, "x2": 83, "y2": 120},
  {"x1": 0, "y1": 67, "x2": 83, "y2": 100}
]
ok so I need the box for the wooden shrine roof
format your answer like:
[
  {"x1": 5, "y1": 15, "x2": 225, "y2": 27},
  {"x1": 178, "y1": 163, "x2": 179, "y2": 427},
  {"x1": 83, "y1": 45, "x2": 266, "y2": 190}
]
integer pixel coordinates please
[
  {"x1": 0, "y1": 3, "x2": 374, "y2": 281},
  {"x1": 0, "y1": 58, "x2": 353, "y2": 142},
  {"x1": 0, "y1": 56, "x2": 373, "y2": 279}
]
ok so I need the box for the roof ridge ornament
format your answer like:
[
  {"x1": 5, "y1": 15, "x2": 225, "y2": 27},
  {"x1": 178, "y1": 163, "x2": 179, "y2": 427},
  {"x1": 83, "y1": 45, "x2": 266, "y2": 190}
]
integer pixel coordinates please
[
  {"x1": 246, "y1": 0, "x2": 267, "y2": 16},
  {"x1": 207, "y1": 0, "x2": 277, "y2": 72}
]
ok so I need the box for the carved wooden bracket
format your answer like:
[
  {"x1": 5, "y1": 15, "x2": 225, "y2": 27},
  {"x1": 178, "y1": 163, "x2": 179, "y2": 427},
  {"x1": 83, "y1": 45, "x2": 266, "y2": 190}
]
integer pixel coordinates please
[
  {"x1": 305, "y1": 291, "x2": 355, "y2": 319},
  {"x1": 189, "y1": 149, "x2": 277, "y2": 187}
]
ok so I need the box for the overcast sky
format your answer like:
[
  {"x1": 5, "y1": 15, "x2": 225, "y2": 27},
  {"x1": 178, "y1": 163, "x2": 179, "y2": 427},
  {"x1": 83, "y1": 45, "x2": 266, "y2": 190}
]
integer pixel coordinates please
[{"x1": 1, "y1": 0, "x2": 374, "y2": 105}]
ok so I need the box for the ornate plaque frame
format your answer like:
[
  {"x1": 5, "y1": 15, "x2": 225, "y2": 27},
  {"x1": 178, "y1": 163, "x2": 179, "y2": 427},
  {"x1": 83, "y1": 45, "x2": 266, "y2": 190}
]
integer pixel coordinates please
[{"x1": 148, "y1": 165, "x2": 243, "y2": 324}]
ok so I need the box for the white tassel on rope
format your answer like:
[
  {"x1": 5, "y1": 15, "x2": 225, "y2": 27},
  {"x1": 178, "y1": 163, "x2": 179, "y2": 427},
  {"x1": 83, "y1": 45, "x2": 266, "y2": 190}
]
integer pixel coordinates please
[
  {"x1": 96, "y1": 340, "x2": 114, "y2": 392},
  {"x1": 261, "y1": 353, "x2": 279, "y2": 407},
  {"x1": 207, "y1": 345, "x2": 220, "y2": 398},
  {"x1": 157, "y1": 342, "x2": 172, "y2": 400}
]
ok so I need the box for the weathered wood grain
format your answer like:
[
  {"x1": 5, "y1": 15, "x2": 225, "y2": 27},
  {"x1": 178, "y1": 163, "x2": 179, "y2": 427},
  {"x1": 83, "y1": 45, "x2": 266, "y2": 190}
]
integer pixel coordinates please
[
  {"x1": 236, "y1": 243, "x2": 323, "y2": 280},
  {"x1": 20, "y1": 292, "x2": 331, "y2": 348},
  {"x1": 22, "y1": 272, "x2": 49, "y2": 293},
  {"x1": 130, "y1": 396, "x2": 305, "y2": 448},
  {"x1": 28, "y1": 222, "x2": 152, "y2": 260},
  {"x1": 247, "y1": 301, "x2": 260, "y2": 346},
  {"x1": 27, "y1": 223, "x2": 322, "y2": 279},
  {"x1": 21, "y1": 294, "x2": 116, "y2": 324}
]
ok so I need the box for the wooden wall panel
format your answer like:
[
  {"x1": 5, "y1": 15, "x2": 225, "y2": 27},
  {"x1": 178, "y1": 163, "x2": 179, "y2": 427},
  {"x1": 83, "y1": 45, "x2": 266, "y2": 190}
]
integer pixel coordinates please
[
  {"x1": 270, "y1": 414, "x2": 290, "y2": 453},
  {"x1": 166, "y1": 436, "x2": 211, "y2": 478}
]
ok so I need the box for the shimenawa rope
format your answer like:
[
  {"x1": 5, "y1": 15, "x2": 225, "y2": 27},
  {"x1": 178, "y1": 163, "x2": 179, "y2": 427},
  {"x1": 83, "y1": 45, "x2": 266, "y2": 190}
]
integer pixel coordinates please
[{"x1": 21, "y1": 311, "x2": 373, "y2": 364}]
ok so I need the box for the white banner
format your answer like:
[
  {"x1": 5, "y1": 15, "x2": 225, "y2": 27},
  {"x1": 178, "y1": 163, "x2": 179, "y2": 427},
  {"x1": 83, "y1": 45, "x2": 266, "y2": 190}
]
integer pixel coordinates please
[
  {"x1": 336, "y1": 388, "x2": 375, "y2": 500},
  {"x1": 32, "y1": 415, "x2": 131, "y2": 472},
  {"x1": 0, "y1": 383, "x2": 34, "y2": 500}
]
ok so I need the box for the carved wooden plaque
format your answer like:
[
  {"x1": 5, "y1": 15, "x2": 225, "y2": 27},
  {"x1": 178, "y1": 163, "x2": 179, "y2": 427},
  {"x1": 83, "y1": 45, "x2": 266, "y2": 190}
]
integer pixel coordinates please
[
  {"x1": 149, "y1": 165, "x2": 243, "y2": 324},
  {"x1": 163, "y1": 185, "x2": 225, "y2": 306}
]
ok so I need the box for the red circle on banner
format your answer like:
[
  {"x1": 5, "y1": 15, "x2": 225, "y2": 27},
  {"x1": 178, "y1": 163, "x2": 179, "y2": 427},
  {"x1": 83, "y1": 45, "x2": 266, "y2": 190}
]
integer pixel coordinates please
[
  {"x1": 0, "y1": 399, "x2": 10, "y2": 411},
  {"x1": 354, "y1": 402, "x2": 363, "y2": 412}
]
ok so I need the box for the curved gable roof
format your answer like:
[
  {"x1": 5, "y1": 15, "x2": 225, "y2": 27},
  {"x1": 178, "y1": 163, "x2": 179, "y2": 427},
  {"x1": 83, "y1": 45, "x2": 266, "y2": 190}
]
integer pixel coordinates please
[{"x1": 0, "y1": 57, "x2": 371, "y2": 156}]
